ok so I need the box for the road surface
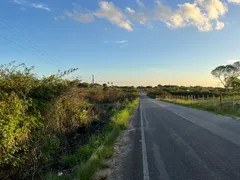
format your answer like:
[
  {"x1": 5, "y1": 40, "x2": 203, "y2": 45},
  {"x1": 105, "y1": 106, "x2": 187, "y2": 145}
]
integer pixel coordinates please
[{"x1": 109, "y1": 94, "x2": 240, "y2": 180}]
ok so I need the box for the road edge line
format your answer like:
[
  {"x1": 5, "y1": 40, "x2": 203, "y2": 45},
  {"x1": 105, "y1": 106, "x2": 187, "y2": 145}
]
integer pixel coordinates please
[{"x1": 140, "y1": 103, "x2": 150, "y2": 180}]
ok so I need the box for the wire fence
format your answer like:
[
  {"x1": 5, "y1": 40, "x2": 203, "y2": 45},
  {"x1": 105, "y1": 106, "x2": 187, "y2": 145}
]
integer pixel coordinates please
[{"x1": 157, "y1": 95, "x2": 240, "y2": 108}]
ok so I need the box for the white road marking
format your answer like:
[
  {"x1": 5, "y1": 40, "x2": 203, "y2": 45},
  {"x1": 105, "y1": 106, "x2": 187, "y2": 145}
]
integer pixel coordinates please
[
  {"x1": 140, "y1": 103, "x2": 150, "y2": 180},
  {"x1": 149, "y1": 98, "x2": 240, "y2": 147},
  {"x1": 149, "y1": 99, "x2": 195, "y2": 124},
  {"x1": 152, "y1": 143, "x2": 170, "y2": 180},
  {"x1": 172, "y1": 111, "x2": 196, "y2": 124}
]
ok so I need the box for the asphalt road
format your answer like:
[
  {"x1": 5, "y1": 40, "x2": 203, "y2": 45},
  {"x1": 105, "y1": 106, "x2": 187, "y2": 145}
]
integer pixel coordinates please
[{"x1": 109, "y1": 94, "x2": 240, "y2": 180}]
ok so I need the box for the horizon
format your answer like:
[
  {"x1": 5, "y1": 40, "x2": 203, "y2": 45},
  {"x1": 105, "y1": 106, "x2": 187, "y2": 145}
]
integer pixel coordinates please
[{"x1": 2, "y1": 0, "x2": 240, "y2": 87}]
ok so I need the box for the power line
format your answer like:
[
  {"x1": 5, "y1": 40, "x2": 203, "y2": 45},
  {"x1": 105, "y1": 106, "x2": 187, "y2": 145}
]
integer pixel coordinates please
[
  {"x1": 0, "y1": 32, "x2": 59, "y2": 68},
  {"x1": 0, "y1": 21, "x2": 59, "y2": 66}
]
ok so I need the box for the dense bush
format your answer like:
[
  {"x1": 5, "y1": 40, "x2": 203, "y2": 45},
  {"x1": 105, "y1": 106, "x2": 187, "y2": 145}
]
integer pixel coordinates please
[
  {"x1": 47, "y1": 91, "x2": 97, "y2": 133},
  {"x1": 0, "y1": 62, "x2": 139, "y2": 179},
  {"x1": 0, "y1": 63, "x2": 79, "y2": 178},
  {"x1": 0, "y1": 63, "x2": 37, "y2": 96},
  {"x1": 0, "y1": 92, "x2": 40, "y2": 167},
  {"x1": 78, "y1": 82, "x2": 90, "y2": 88}
]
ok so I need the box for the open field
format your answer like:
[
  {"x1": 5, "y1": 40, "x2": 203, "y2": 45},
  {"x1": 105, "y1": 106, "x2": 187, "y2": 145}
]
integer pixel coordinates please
[{"x1": 157, "y1": 95, "x2": 240, "y2": 118}]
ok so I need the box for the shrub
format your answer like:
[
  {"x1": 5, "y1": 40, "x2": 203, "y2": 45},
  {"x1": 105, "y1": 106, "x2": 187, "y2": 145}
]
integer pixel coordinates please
[
  {"x1": 0, "y1": 62, "x2": 79, "y2": 178},
  {"x1": 0, "y1": 62, "x2": 38, "y2": 97},
  {"x1": 47, "y1": 92, "x2": 98, "y2": 133},
  {"x1": 0, "y1": 62, "x2": 140, "y2": 179},
  {"x1": 0, "y1": 92, "x2": 41, "y2": 167},
  {"x1": 78, "y1": 82, "x2": 90, "y2": 88}
]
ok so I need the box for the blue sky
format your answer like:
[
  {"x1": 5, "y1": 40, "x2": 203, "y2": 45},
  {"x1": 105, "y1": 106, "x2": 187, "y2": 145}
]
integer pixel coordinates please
[{"x1": 1, "y1": 0, "x2": 240, "y2": 86}]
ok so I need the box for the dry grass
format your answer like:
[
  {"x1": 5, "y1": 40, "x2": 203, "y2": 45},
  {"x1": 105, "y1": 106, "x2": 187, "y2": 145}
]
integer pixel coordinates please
[{"x1": 160, "y1": 96, "x2": 240, "y2": 118}]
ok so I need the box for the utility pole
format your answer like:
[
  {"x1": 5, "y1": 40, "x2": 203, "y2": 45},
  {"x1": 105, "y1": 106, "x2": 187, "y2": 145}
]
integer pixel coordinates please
[
  {"x1": 91, "y1": 75, "x2": 95, "y2": 87},
  {"x1": 92, "y1": 75, "x2": 95, "y2": 85}
]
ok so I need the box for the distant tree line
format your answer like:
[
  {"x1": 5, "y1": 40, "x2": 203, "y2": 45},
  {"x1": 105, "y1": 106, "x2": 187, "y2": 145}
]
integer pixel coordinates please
[
  {"x1": 143, "y1": 61, "x2": 240, "y2": 98},
  {"x1": 145, "y1": 85, "x2": 227, "y2": 99}
]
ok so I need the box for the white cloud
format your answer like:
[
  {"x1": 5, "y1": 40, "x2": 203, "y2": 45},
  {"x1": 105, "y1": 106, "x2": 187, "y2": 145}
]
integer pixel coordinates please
[
  {"x1": 10, "y1": 0, "x2": 26, "y2": 4},
  {"x1": 57, "y1": 1, "x2": 133, "y2": 31},
  {"x1": 154, "y1": 1, "x2": 173, "y2": 22},
  {"x1": 53, "y1": 0, "x2": 236, "y2": 32},
  {"x1": 172, "y1": 0, "x2": 228, "y2": 31},
  {"x1": 31, "y1": 3, "x2": 51, "y2": 11},
  {"x1": 167, "y1": 13, "x2": 185, "y2": 28},
  {"x1": 103, "y1": 40, "x2": 129, "y2": 48},
  {"x1": 120, "y1": 43, "x2": 128, "y2": 48},
  {"x1": 136, "y1": 0, "x2": 145, "y2": 8},
  {"x1": 54, "y1": 15, "x2": 65, "y2": 20},
  {"x1": 126, "y1": 7, "x2": 135, "y2": 14},
  {"x1": 127, "y1": 0, "x2": 228, "y2": 32},
  {"x1": 95, "y1": 1, "x2": 133, "y2": 32},
  {"x1": 174, "y1": 2, "x2": 217, "y2": 31},
  {"x1": 126, "y1": 1, "x2": 153, "y2": 25},
  {"x1": 197, "y1": 0, "x2": 228, "y2": 19},
  {"x1": 104, "y1": 40, "x2": 128, "y2": 44},
  {"x1": 115, "y1": 40, "x2": 128, "y2": 44},
  {"x1": 10, "y1": 0, "x2": 51, "y2": 12},
  {"x1": 228, "y1": 0, "x2": 240, "y2": 4},
  {"x1": 216, "y1": 20, "x2": 225, "y2": 30},
  {"x1": 64, "y1": 9, "x2": 95, "y2": 23}
]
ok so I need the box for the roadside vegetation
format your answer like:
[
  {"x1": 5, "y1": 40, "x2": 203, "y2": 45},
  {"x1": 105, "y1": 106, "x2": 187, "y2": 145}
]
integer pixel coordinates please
[
  {"x1": 0, "y1": 62, "x2": 139, "y2": 179},
  {"x1": 47, "y1": 98, "x2": 139, "y2": 180},
  {"x1": 159, "y1": 96, "x2": 240, "y2": 118},
  {"x1": 144, "y1": 61, "x2": 240, "y2": 118}
]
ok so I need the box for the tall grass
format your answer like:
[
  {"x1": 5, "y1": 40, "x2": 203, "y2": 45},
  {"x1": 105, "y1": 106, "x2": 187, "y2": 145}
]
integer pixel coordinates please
[
  {"x1": 46, "y1": 98, "x2": 139, "y2": 180},
  {"x1": 0, "y1": 62, "x2": 140, "y2": 179},
  {"x1": 160, "y1": 97, "x2": 240, "y2": 118}
]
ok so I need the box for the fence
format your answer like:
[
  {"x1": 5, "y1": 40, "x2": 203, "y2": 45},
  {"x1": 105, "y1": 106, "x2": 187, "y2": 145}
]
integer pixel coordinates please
[{"x1": 157, "y1": 95, "x2": 240, "y2": 108}]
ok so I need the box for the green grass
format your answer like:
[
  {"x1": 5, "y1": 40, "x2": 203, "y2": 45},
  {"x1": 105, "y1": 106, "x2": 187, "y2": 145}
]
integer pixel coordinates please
[
  {"x1": 46, "y1": 98, "x2": 139, "y2": 180},
  {"x1": 160, "y1": 98, "x2": 240, "y2": 118}
]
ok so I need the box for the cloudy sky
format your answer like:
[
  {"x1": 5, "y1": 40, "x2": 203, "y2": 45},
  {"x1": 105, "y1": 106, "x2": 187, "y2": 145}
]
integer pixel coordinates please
[{"x1": 1, "y1": 0, "x2": 240, "y2": 86}]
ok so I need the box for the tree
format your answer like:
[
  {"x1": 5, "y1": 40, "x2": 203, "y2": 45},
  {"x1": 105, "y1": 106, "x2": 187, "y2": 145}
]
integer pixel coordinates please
[
  {"x1": 103, "y1": 83, "x2": 108, "y2": 91},
  {"x1": 231, "y1": 77, "x2": 240, "y2": 90},
  {"x1": 233, "y1": 61, "x2": 240, "y2": 71},
  {"x1": 78, "y1": 82, "x2": 90, "y2": 88},
  {"x1": 211, "y1": 63, "x2": 239, "y2": 90}
]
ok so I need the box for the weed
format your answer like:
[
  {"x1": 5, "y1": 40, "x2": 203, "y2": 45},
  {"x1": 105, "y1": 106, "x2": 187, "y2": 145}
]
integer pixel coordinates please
[
  {"x1": 49, "y1": 98, "x2": 139, "y2": 180},
  {"x1": 161, "y1": 98, "x2": 240, "y2": 118}
]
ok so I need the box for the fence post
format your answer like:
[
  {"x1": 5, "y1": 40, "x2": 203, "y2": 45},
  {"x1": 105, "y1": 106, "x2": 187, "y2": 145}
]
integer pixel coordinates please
[
  {"x1": 220, "y1": 95, "x2": 222, "y2": 107},
  {"x1": 233, "y1": 95, "x2": 235, "y2": 108}
]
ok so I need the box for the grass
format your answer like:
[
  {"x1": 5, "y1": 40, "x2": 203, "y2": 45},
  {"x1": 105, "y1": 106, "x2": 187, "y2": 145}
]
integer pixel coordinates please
[
  {"x1": 159, "y1": 97, "x2": 240, "y2": 118},
  {"x1": 46, "y1": 98, "x2": 139, "y2": 180}
]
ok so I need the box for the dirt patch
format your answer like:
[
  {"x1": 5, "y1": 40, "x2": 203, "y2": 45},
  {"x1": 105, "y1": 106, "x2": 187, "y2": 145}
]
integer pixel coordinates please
[{"x1": 107, "y1": 109, "x2": 138, "y2": 180}]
